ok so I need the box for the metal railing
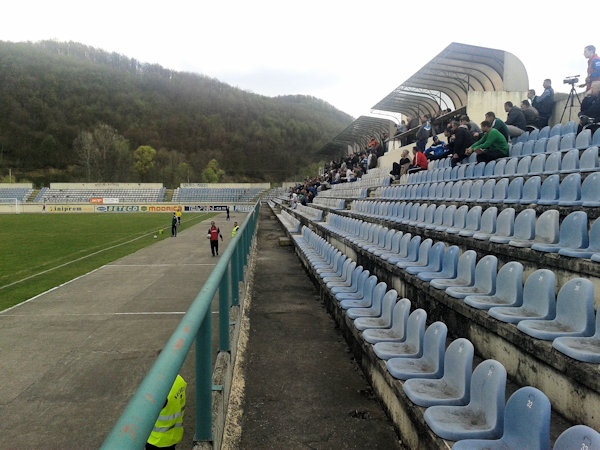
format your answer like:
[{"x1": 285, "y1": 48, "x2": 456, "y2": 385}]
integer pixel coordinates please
[{"x1": 101, "y1": 203, "x2": 260, "y2": 449}]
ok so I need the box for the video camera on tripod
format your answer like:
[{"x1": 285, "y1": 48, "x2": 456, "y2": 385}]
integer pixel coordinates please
[{"x1": 563, "y1": 75, "x2": 580, "y2": 85}]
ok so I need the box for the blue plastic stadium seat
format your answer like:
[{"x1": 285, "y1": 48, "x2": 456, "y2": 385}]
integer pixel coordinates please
[
  {"x1": 503, "y1": 158, "x2": 518, "y2": 177},
  {"x1": 559, "y1": 148, "x2": 580, "y2": 173},
  {"x1": 545, "y1": 134, "x2": 561, "y2": 153},
  {"x1": 538, "y1": 126, "x2": 550, "y2": 140},
  {"x1": 517, "y1": 278, "x2": 595, "y2": 340},
  {"x1": 477, "y1": 179, "x2": 496, "y2": 203},
  {"x1": 528, "y1": 128, "x2": 540, "y2": 141},
  {"x1": 488, "y1": 269, "x2": 556, "y2": 323},
  {"x1": 450, "y1": 165, "x2": 459, "y2": 180},
  {"x1": 509, "y1": 142, "x2": 522, "y2": 158},
  {"x1": 582, "y1": 172, "x2": 600, "y2": 207},
  {"x1": 580, "y1": 145, "x2": 599, "y2": 172},
  {"x1": 516, "y1": 156, "x2": 531, "y2": 176},
  {"x1": 553, "y1": 308, "x2": 600, "y2": 363},
  {"x1": 449, "y1": 181, "x2": 462, "y2": 201},
  {"x1": 472, "y1": 207, "x2": 498, "y2": 240},
  {"x1": 424, "y1": 360, "x2": 507, "y2": 441},
  {"x1": 457, "y1": 165, "x2": 467, "y2": 180},
  {"x1": 336, "y1": 272, "x2": 373, "y2": 303},
  {"x1": 446, "y1": 255, "x2": 497, "y2": 299},
  {"x1": 529, "y1": 154, "x2": 546, "y2": 175},
  {"x1": 491, "y1": 159, "x2": 507, "y2": 178},
  {"x1": 486, "y1": 208, "x2": 515, "y2": 243},
  {"x1": 386, "y1": 233, "x2": 413, "y2": 265},
  {"x1": 403, "y1": 338, "x2": 474, "y2": 407},
  {"x1": 458, "y1": 206, "x2": 482, "y2": 237},
  {"x1": 594, "y1": 128, "x2": 600, "y2": 146},
  {"x1": 483, "y1": 160, "x2": 496, "y2": 178},
  {"x1": 560, "y1": 133, "x2": 576, "y2": 151},
  {"x1": 488, "y1": 177, "x2": 508, "y2": 203},
  {"x1": 354, "y1": 290, "x2": 398, "y2": 331},
  {"x1": 465, "y1": 261, "x2": 523, "y2": 310},
  {"x1": 521, "y1": 140, "x2": 535, "y2": 156},
  {"x1": 563, "y1": 120, "x2": 577, "y2": 135},
  {"x1": 503, "y1": 177, "x2": 524, "y2": 204},
  {"x1": 362, "y1": 298, "x2": 411, "y2": 344},
  {"x1": 446, "y1": 205, "x2": 469, "y2": 234},
  {"x1": 549, "y1": 123, "x2": 562, "y2": 138},
  {"x1": 473, "y1": 162, "x2": 485, "y2": 179},
  {"x1": 426, "y1": 205, "x2": 446, "y2": 230},
  {"x1": 543, "y1": 151, "x2": 562, "y2": 174},
  {"x1": 406, "y1": 241, "x2": 445, "y2": 275},
  {"x1": 430, "y1": 250, "x2": 477, "y2": 290},
  {"x1": 323, "y1": 259, "x2": 355, "y2": 287},
  {"x1": 458, "y1": 180, "x2": 473, "y2": 202},
  {"x1": 553, "y1": 425, "x2": 600, "y2": 450},
  {"x1": 386, "y1": 321, "x2": 447, "y2": 380},
  {"x1": 533, "y1": 137, "x2": 548, "y2": 154},
  {"x1": 519, "y1": 176, "x2": 542, "y2": 204},
  {"x1": 509, "y1": 209, "x2": 559, "y2": 248},
  {"x1": 575, "y1": 129, "x2": 592, "y2": 149},
  {"x1": 342, "y1": 280, "x2": 386, "y2": 312},
  {"x1": 373, "y1": 309, "x2": 427, "y2": 360},
  {"x1": 532, "y1": 210, "x2": 588, "y2": 253},
  {"x1": 490, "y1": 208, "x2": 531, "y2": 244},
  {"x1": 536, "y1": 174, "x2": 560, "y2": 205},
  {"x1": 418, "y1": 245, "x2": 459, "y2": 282},
  {"x1": 452, "y1": 386, "x2": 551, "y2": 450},
  {"x1": 559, "y1": 217, "x2": 600, "y2": 258},
  {"x1": 467, "y1": 179, "x2": 484, "y2": 203},
  {"x1": 396, "y1": 237, "x2": 429, "y2": 269},
  {"x1": 434, "y1": 205, "x2": 455, "y2": 232}
]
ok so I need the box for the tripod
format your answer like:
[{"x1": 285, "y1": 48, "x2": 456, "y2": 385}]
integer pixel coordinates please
[{"x1": 560, "y1": 81, "x2": 582, "y2": 122}]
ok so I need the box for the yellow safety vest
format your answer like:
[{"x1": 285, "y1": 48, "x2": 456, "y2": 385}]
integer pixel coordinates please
[
  {"x1": 147, "y1": 375, "x2": 187, "y2": 447},
  {"x1": 232, "y1": 226, "x2": 239, "y2": 237}
]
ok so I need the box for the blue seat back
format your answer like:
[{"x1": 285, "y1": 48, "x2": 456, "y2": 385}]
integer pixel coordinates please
[
  {"x1": 440, "y1": 245, "x2": 460, "y2": 278},
  {"x1": 546, "y1": 134, "x2": 561, "y2": 153},
  {"x1": 470, "y1": 180, "x2": 484, "y2": 202},
  {"x1": 582, "y1": 172, "x2": 600, "y2": 205},
  {"x1": 539, "y1": 174, "x2": 560, "y2": 202},
  {"x1": 580, "y1": 145, "x2": 599, "y2": 171},
  {"x1": 504, "y1": 158, "x2": 518, "y2": 176},
  {"x1": 560, "y1": 133, "x2": 575, "y2": 151},
  {"x1": 538, "y1": 125, "x2": 550, "y2": 139},
  {"x1": 535, "y1": 209, "x2": 560, "y2": 244},
  {"x1": 558, "y1": 173, "x2": 582, "y2": 205},
  {"x1": 464, "y1": 206, "x2": 482, "y2": 231},
  {"x1": 521, "y1": 140, "x2": 535, "y2": 156},
  {"x1": 397, "y1": 233, "x2": 413, "y2": 258},
  {"x1": 479, "y1": 207, "x2": 498, "y2": 234},
  {"x1": 543, "y1": 151, "x2": 561, "y2": 173},
  {"x1": 516, "y1": 156, "x2": 531, "y2": 175},
  {"x1": 594, "y1": 128, "x2": 600, "y2": 146},
  {"x1": 494, "y1": 261, "x2": 524, "y2": 305},
  {"x1": 521, "y1": 176, "x2": 541, "y2": 204},
  {"x1": 575, "y1": 129, "x2": 592, "y2": 148},
  {"x1": 509, "y1": 142, "x2": 522, "y2": 158},
  {"x1": 492, "y1": 177, "x2": 509, "y2": 202},
  {"x1": 483, "y1": 160, "x2": 496, "y2": 177},
  {"x1": 513, "y1": 209, "x2": 536, "y2": 240},
  {"x1": 554, "y1": 278, "x2": 595, "y2": 334},
  {"x1": 533, "y1": 137, "x2": 548, "y2": 154},
  {"x1": 457, "y1": 164, "x2": 466, "y2": 179},
  {"x1": 450, "y1": 181, "x2": 462, "y2": 200},
  {"x1": 528, "y1": 128, "x2": 540, "y2": 141},
  {"x1": 493, "y1": 159, "x2": 507, "y2": 177},
  {"x1": 473, "y1": 162, "x2": 485, "y2": 178},
  {"x1": 473, "y1": 255, "x2": 498, "y2": 293},
  {"x1": 560, "y1": 148, "x2": 579, "y2": 172},
  {"x1": 441, "y1": 338, "x2": 474, "y2": 401},
  {"x1": 529, "y1": 154, "x2": 546, "y2": 174},
  {"x1": 441, "y1": 205, "x2": 456, "y2": 228},
  {"x1": 495, "y1": 208, "x2": 516, "y2": 238},
  {"x1": 550, "y1": 123, "x2": 562, "y2": 137},
  {"x1": 480, "y1": 179, "x2": 496, "y2": 201},
  {"x1": 505, "y1": 177, "x2": 524, "y2": 203},
  {"x1": 390, "y1": 298, "x2": 411, "y2": 337},
  {"x1": 553, "y1": 425, "x2": 600, "y2": 450},
  {"x1": 501, "y1": 387, "x2": 551, "y2": 450},
  {"x1": 456, "y1": 250, "x2": 477, "y2": 283},
  {"x1": 459, "y1": 180, "x2": 472, "y2": 201},
  {"x1": 453, "y1": 205, "x2": 469, "y2": 229},
  {"x1": 523, "y1": 269, "x2": 556, "y2": 317},
  {"x1": 431, "y1": 204, "x2": 446, "y2": 226},
  {"x1": 464, "y1": 163, "x2": 475, "y2": 179}
]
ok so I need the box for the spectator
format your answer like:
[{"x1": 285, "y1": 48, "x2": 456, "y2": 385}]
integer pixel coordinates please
[
  {"x1": 581, "y1": 45, "x2": 600, "y2": 92},
  {"x1": 460, "y1": 114, "x2": 482, "y2": 139},
  {"x1": 415, "y1": 114, "x2": 431, "y2": 151},
  {"x1": 449, "y1": 119, "x2": 474, "y2": 167},
  {"x1": 504, "y1": 101, "x2": 527, "y2": 138},
  {"x1": 423, "y1": 135, "x2": 450, "y2": 160},
  {"x1": 485, "y1": 111, "x2": 509, "y2": 142},
  {"x1": 367, "y1": 149, "x2": 378, "y2": 170},
  {"x1": 389, "y1": 149, "x2": 411, "y2": 180},
  {"x1": 527, "y1": 89, "x2": 537, "y2": 105},
  {"x1": 466, "y1": 120, "x2": 510, "y2": 163},
  {"x1": 395, "y1": 120, "x2": 407, "y2": 136},
  {"x1": 407, "y1": 146, "x2": 428, "y2": 174},
  {"x1": 533, "y1": 79, "x2": 554, "y2": 127},
  {"x1": 577, "y1": 80, "x2": 600, "y2": 134},
  {"x1": 521, "y1": 100, "x2": 539, "y2": 128}
]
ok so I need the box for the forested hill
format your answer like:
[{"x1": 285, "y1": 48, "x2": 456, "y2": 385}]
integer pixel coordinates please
[{"x1": 0, "y1": 40, "x2": 353, "y2": 185}]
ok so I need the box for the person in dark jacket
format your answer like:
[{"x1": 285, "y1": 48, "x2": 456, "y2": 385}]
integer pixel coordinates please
[
  {"x1": 485, "y1": 112, "x2": 509, "y2": 142},
  {"x1": 533, "y1": 79, "x2": 554, "y2": 127},
  {"x1": 449, "y1": 120, "x2": 475, "y2": 167},
  {"x1": 504, "y1": 101, "x2": 527, "y2": 138},
  {"x1": 521, "y1": 100, "x2": 539, "y2": 128},
  {"x1": 577, "y1": 81, "x2": 600, "y2": 134},
  {"x1": 415, "y1": 114, "x2": 431, "y2": 151}
]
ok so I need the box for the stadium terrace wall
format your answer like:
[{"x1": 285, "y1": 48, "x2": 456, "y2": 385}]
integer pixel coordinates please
[
  {"x1": 0, "y1": 203, "x2": 255, "y2": 214},
  {"x1": 49, "y1": 182, "x2": 164, "y2": 189}
]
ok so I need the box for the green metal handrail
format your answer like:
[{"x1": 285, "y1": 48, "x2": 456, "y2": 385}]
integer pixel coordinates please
[{"x1": 101, "y1": 204, "x2": 260, "y2": 449}]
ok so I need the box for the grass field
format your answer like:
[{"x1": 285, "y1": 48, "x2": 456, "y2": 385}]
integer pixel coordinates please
[{"x1": 0, "y1": 212, "x2": 216, "y2": 311}]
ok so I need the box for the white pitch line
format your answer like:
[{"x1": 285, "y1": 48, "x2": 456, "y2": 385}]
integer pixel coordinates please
[{"x1": 0, "y1": 310, "x2": 220, "y2": 317}]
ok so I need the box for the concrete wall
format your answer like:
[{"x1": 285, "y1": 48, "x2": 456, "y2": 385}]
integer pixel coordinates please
[{"x1": 49, "y1": 182, "x2": 164, "y2": 189}]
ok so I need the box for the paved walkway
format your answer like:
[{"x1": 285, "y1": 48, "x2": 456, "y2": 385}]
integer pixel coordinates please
[
  {"x1": 0, "y1": 213, "x2": 242, "y2": 449},
  {"x1": 228, "y1": 206, "x2": 401, "y2": 449}
]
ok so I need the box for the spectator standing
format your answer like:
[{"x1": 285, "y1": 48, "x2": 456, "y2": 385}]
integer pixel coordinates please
[
  {"x1": 504, "y1": 101, "x2": 527, "y2": 138},
  {"x1": 207, "y1": 220, "x2": 223, "y2": 257},
  {"x1": 521, "y1": 100, "x2": 539, "y2": 128},
  {"x1": 534, "y1": 79, "x2": 554, "y2": 127},
  {"x1": 466, "y1": 121, "x2": 509, "y2": 163},
  {"x1": 485, "y1": 112, "x2": 509, "y2": 142},
  {"x1": 449, "y1": 119, "x2": 474, "y2": 167},
  {"x1": 415, "y1": 114, "x2": 431, "y2": 152},
  {"x1": 528, "y1": 89, "x2": 537, "y2": 106},
  {"x1": 225, "y1": 206, "x2": 230, "y2": 221},
  {"x1": 407, "y1": 146, "x2": 428, "y2": 174},
  {"x1": 176, "y1": 207, "x2": 182, "y2": 225},
  {"x1": 581, "y1": 45, "x2": 600, "y2": 92},
  {"x1": 171, "y1": 213, "x2": 178, "y2": 237}
]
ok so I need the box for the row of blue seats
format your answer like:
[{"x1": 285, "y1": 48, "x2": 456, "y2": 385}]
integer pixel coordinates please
[
  {"x1": 293, "y1": 226, "x2": 599, "y2": 448},
  {"x1": 403, "y1": 145, "x2": 599, "y2": 186},
  {"x1": 509, "y1": 128, "x2": 598, "y2": 156},
  {"x1": 321, "y1": 215, "x2": 600, "y2": 360},
  {"x1": 424, "y1": 121, "x2": 586, "y2": 172},
  {"x1": 373, "y1": 172, "x2": 600, "y2": 207},
  {"x1": 350, "y1": 201, "x2": 600, "y2": 259}
]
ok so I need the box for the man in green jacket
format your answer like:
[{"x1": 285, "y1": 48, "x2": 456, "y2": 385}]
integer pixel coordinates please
[
  {"x1": 485, "y1": 111, "x2": 510, "y2": 142},
  {"x1": 465, "y1": 121, "x2": 509, "y2": 163}
]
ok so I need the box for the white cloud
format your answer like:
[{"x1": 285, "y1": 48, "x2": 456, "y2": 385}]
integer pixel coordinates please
[{"x1": 2, "y1": 0, "x2": 599, "y2": 118}]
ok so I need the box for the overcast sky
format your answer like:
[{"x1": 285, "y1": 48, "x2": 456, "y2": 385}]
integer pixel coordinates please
[{"x1": 2, "y1": 0, "x2": 597, "y2": 120}]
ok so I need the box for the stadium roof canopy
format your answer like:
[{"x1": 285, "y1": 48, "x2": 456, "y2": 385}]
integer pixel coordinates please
[
  {"x1": 371, "y1": 42, "x2": 529, "y2": 118},
  {"x1": 321, "y1": 115, "x2": 395, "y2": 155}
]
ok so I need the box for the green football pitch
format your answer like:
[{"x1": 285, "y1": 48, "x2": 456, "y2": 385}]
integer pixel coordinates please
[{"x1": 0, "y1": 212, "x2": 216, "y2": 311}]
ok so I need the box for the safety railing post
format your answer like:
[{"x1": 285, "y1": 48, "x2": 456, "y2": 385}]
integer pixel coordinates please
[
  {"x1": 219, "y1": 267, "x2": 230, "y2": 352},
  {"x1": 231, "y1": 247, "x2": 240, "y2": 306},
  {"x1": 194, "y1": 312, "x2": 212, "y2": 442}
]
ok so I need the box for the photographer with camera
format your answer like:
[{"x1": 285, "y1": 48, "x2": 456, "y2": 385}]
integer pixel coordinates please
[{"x1": 578, "y1": 80, "x2": 600, "y2": 134}]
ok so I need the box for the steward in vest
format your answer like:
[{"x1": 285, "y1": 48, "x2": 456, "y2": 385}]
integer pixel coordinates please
[
  {"x1": 146, "y1": 374, "x2": 187, "y2": 449},
  {"x1": 231, "y1": 222, "x2": 239, "y2": 238}
]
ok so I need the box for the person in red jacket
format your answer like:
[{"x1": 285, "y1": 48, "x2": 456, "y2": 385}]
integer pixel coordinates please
[
  {"x1": 407, "y1": 146, "x2": 428, "y2": 174},
  {"x1": 207, "y1": 221, "x2": 223, "y2": 256}
]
